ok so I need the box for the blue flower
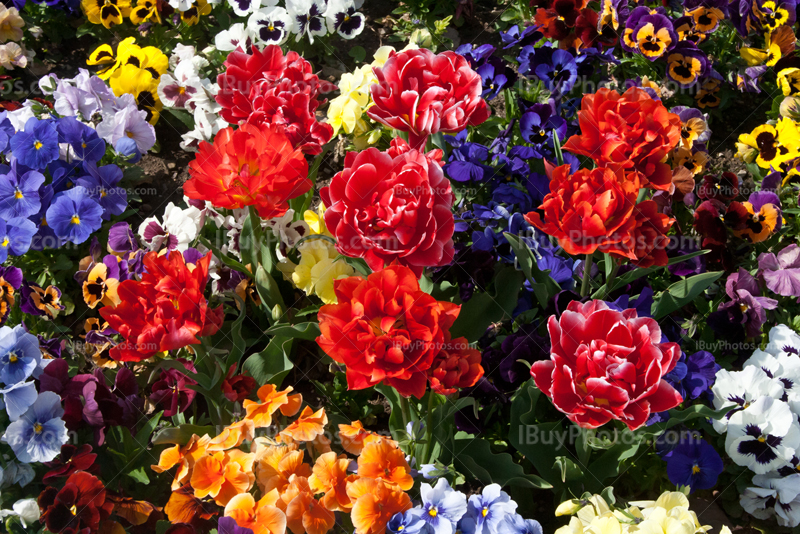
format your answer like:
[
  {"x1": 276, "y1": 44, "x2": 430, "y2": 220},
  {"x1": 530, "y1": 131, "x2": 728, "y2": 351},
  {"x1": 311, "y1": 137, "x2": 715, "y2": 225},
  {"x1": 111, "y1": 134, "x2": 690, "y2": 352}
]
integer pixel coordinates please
[
  {"x1": 0, "y1": 218, "x2": 36, "y2": 263},
  {"x1": 455, "y1": 43, "x2": 496, "y2": 65},
  {"x1": 76, "y1": 162, "x2": 127, "y2": 220},
  {"x1": 9, "y1": 118, "x2": 59, "y2": 170},
  {"x1": 418, "y1": 478, "x2": 468, "y2": 534},
  {"x1": 460, "y1": 484, "x2": 517, "y2": 534},
  {"x1": 0, "y1": 111, "x2": 15, "y2": 153},
  {"x1": 534, "y1": 49, "x2": 578, "y2": 96},
  {"x1": 476, "y1": 57, "x2": 517, "y2": 101},
  {"x1": 665, "y1": 437, "x2": 724, "y2": 492},
  {"x1": 0, "y1": 158, "x2": 46, "y2": 219},
  {"x1": 0, "y1": 325, "x2": 43, "y2": 385},
  {"x1": 0, "y1": 380, "x2": 38, "y2": 420},
  {"x1": 45, "y1": 186, "x2": 104, "y2": 244},
  {"x1": 497, "y1": 514, "x2": 543, "y2": 534},
  {"x1": 519, "y1": 104, "x2": 567, "y2": 156},
  {"x1": 56, "y1": 116, "x2": 106, "y2": 162},
  {"x1": 500, "y1": 25, "x2": 543, "y2": 49},
  {"x1": 2, "y1": 391, "x2": 68, "y2": 463},
  {"x1": 444, "y1": 130, "x2": 493, "y2": 182},
  {"x1": 537, "y1": 246, "x2": 575, "y2": 289},
  {"x1": 492, "y1": 184, "x2": 532, "y2": 212},
  {"x1": 388, "y1": 510, "x2": 427, "y2": 534},
  {"x1": 114, "y1": 137, "x2": 142, "y2": 163}
]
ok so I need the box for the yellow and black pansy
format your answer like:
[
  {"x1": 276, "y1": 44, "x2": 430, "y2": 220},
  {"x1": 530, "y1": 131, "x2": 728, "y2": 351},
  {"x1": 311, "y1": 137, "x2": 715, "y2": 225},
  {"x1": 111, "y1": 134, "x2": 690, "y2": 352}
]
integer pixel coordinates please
[
  {"x1": 674, "y1": 15, "x2": 708, "y2": 44},
  {"x1": 734, "y1": 197, "x2": 782, "y2": 243},
  {"x1": 109, "y1": 64, "x2": 163, "y2": 124},
  {"x1": 82, "y1": 261, "x2": 120, "y2": 309},
  {"x1": 130, "y1": 0, "x2": 162, "y2": 24},
  {"x1": 86, "y1": 36, "x2": 137, "y2": 80},
  {"x1": 672, "y1": 145, "x2": 710, "y2": 175},
  {"x1": 736, "y1": 117, "x2": 800, "y2": 169},
  {"x1": 666, "y1": 42, "x2": 708, "y2": 87},
  {"x1": 740, "y1": 25, "x2": 796, "y2": 66},
  {"x1": 753, "y1": 0, "x2": 795, "y2": 32},
  {"x1": 22, "y1": 282, "x2": 65, "y2": 319},
  {"x1": 81, "y1": 0, "x2": 132, "y2": 28},
  {"x1": 686, "y1": 6, "x2": 726, "y2": 32},
  {"x1": 633, "y1": 14, "x2": 677, "y2": 60},
  {"x1": 181, "y1": 0, "x2": 211, "y2": 25},
  {"x1": 118, "y1": 44, "x2": 168, "y2": 79}
]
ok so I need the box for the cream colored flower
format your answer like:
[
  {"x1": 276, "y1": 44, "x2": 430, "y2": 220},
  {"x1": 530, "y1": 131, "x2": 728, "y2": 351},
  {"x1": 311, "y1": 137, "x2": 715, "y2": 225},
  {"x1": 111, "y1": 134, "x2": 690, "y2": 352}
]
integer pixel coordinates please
[
  {"x1": 303, "y1": 204, "x2": 332, "y2": 237},
  {"x1": 280, "y1": 239, "x2": 356, "y2": 304},
  {"x1": 0, "y1": 5, "x2": 24, "y2": 43},
  {"x1": 0, "y1": 42, "x2": 26, "y2": 69}
]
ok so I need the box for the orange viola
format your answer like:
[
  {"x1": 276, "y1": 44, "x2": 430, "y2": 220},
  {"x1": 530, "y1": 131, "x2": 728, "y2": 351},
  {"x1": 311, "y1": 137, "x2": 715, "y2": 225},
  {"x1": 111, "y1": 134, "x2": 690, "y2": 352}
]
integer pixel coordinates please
[
  {"x1": 347, "y1": 477, "x2": 412, "y2": 534},
  {"x1": 207, "y1": 419, "x2": 256, "y2": 452},
  {"x1": 255, "y1": 443, "x2": 313, "y2": 494},
  {"x1": 190, "y1": 450, "x2": 255, "y2": 506},
  {"x1": 151, "y1": 434, "x2": 211, "y2": 490},
  {"x1": 280, "y1": 406, "x2": 328, "y2": 443},
  {"x1": 184, "y1": 122, "x2": 311, "y2": 219},
  {"x1": 285, "y1": 481, "x2": 336, "y2": 534},
  {"x1": 243, "y1": 384, "x2": 303, "y2": 428},
  {"x1": 356, "y1": 438, "x2": 414, "y2": 491},
  {"x1": 164, "y1": 485, "x2": 217, "y2": 525},
  {"x1": 309, "y1": 451, "x2": 357, "y2": 511},
  {"x1": 224, "y1": 491, "x2": 287, "y2": 534},
  {"x1": 338, "y1": 421, "x2": 373, "y2": 455}
]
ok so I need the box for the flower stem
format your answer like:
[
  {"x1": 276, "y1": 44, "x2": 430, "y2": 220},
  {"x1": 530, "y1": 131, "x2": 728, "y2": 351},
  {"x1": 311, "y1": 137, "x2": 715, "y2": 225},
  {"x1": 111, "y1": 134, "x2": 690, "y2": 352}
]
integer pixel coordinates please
[
  {"x1": 422, "y1": 391, "x2": 436, "y2": 464},
  {"x1": 603, "y1": 259, "x2": 620, "y2": 299},
  {"x1": 399, "y1": 396, "x2": 412, "y2": 430},
  {"x1": 581, "y1": 254, "x2": 594, "y2": 298}
]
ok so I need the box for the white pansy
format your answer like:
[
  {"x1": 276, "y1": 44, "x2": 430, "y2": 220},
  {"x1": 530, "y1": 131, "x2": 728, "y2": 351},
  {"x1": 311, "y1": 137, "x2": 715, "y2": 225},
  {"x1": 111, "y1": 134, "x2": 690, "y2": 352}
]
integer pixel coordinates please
[{"x1": 725, "y1": 396, "x2": 800, "y2": 474}]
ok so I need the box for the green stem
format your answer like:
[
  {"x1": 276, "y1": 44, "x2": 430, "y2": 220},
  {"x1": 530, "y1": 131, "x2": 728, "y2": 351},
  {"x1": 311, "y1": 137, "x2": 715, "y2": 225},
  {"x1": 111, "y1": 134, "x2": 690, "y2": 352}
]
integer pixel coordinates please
[
  {"x1": 581, "y1": 254, "x2": 594, "y2": 298},
  {"x1": 603, "y1": 260, "x2": 620, "y2": 299},
  {"x1": 399, "y1": 396, "x2": 412, "y2": 430},
  {"x1": 422, "y1": 392, "x2": 436, "y2": 464}
]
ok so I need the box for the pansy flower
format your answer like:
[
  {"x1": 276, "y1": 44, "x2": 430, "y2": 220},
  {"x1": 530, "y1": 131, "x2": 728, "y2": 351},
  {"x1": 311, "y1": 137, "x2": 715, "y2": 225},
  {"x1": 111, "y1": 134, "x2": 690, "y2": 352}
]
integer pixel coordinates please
[
  {"x1": 9, "y1": 118, "x2": 59, "y2": 170},
  {"x1": 621, "y1": 6, "x2": 667, "y2": 52},
  {"x1": 287, "y1": 0, "x2": 328, "y2": 43},
  {"x1": 248, "y1": 6, "x2": 293, "y2": 45},
  {"x1": 687, "y1": 5, "x2": 726, "y2": 32},
  {"x1": 38, "y1": 471, "x2": 112, "y2": 533},
  {"x1": 754, "y1": 0, "x2": 796, "y2": 31},
  {"x1": 129, "y1": 0, "x2": 162, "y2": 23},
  {"x1": 476, "y1": 57, "x2": 516, "y2": 100},
  {"x1": 20, "y1": 281, "x2": 65, "y2": 319},
  {"x1": 519, "y1": 103, "x2": 567, "y2": 157},
  {"x1": 79, "y1": 255, "x2": 122, "y2": 309},
  {"x1": 741, "y1": 25, "x2": 795, "y2": 66},
  {"x1": 633, "y1": 13, "x2": 677, "y2": 60},
  {"x1": 76, "y1": 162, "x2": 127, "y2": 219},
  {"x1": 500, "y1": 25, "x2": 543, "y2": 49},
  {"x1": 672, "y1": 144, "x2": 709, "y2": 175},
  {"x1": 181, "y1": 0, "x2": 211, "y2": 25},
  {"x1": 2, "y1": 391, "x2": 68, "y2": 463},
  {"x1": 725, "y1": 396, "x2": 799, "y2": 474},
  {"x1": 534, "y1": 48, "x2": 578, "y2": 95},
  {"x1": 735, "y1": 191, "x2": 782, "y2": 243},
  {"x1": 663, "y1": 436, "x2": 724, "y2": 492},
  {"x1": 45, "y1": 186, "x2": 104, "y2": 244},
  {"x1": 666, "y1": 42, "x2": 708, "y2": 87},
  {"x1": 698, "y1": 171, "x2": 739, "y2": 200},
  {"x1": 80, "y1": 0, "x2": 131, "y2": 28},
  {"x1": 0, "y1": 159, "x2": 45, "y2": 219},
  {"x1": 672, "y1": 106, "x2": 711, "y2": 149},
  {"x1": 0, "y1": 324, "x2": 43, "y2": 385},
  {"x1": 0, "y1": 217, "x2": 35, "y2": 263},
  {"x1": 779, "y1": 67, "x2": 800, "y2": 95},
  {"x1": 674, "y1": 16, "x2": 708, "y2": 44},
  {"x1": 0, "y1": 266, "x2": 21, "y2": 327},
  {"x1": 109, "y1": 64, "x2": 161, "y2": 124},
  {"x1": 534, "y1": 0, "x2": 587, "y2": 43},
  {"x1": 57, "y1": 116, "x2": 106, "y2": 162},
  {"x1": 737, "y1": 117, "x2": 800, "y2": 169},
  {"x1": 86, "y1": 36, "x2": 137, "y2": 80},
  {"x1": 324, "y1": 0, "x2": 365, "y2": 39}
]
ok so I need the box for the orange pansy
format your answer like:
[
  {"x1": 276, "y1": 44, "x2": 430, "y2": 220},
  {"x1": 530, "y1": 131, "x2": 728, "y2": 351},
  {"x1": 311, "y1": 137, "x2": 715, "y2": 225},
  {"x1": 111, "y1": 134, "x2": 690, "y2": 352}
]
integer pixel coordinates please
[
  {"x1": 309, "y1": 452, "x2": 356, "y2": 512},
  {"x1": 338, "y1": 421, "x2": 372, "y2": 455},
  {"x1": 356, "y1": 438, "x2": 414, "y2": 491},
  {"x1": 224, "y1": 491, "x2": 287, "y2": 534},
  {"x1": 280, "y1": 406, "x2": 328, "y2": 442},
  {"x1": 207, "y1": 419, "x2": 255, "y2": 452},
  {"x1": 190, "y1": 451, "x2": 254, "y2": 506},
  {"x1": 255, "y1": 444, "x2": 313, "y2": 494},
  {"x1": 347, "y1": 478, "x2": 412, "y2": 534},
  {"x1": 164, "y1": 485, "x2": 217, "y2": 525},
  {"x1": 285, "y1": 482, "x2": 336, "y2": 534},
  {"x1": 243, "y1": 385, "x2": 303, "y2": 428},
  {"x1": 151, "y1": 434, "x2": 211, "y2": 490}
]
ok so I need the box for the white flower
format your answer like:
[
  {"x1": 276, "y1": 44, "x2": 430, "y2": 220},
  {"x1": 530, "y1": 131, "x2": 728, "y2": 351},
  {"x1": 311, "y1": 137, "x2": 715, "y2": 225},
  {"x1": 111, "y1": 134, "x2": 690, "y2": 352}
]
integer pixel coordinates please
[
  {"x1": 12, "y1": 499, "x2": 39, "y2": 528},
  {"x1": 228, "y1": 0, "x2": 275, "y2": 17},
  {"x1": 766, "y1": 324, "x2": 800, "y2": 357},
  {"x1": 215, "y1": 23, "x2": 256, "y2": 52},
  {"x1": 323, "y1": 0, "x2": 364, "y2": 39},
  {"x1": 745, "y1": 348, "x2": 800, "y2": 411},
  {"x1": 157, "y1": 61, "x2": 207, "y2": 109},
  {"x1": 725, "y1": 396, "x2": 800, "y2": 474},
  {"x1": 287, "y1": 0, "x2": 328, "y2": 43},
  {"x1": 138, "y1": 202, "x2": 203, "y2": 252},
  {"x1": 265, "y1": 210, "x2": 310, "y2": 253},
  {"x1": 96, "y1": 105, "x2": 156, "y2": 152},
  {"x1": 711, "y1": 366, "x2": 785, "y2": 433},
  {"x1": 741, "y1": 473, "x2": 800, "y2": 527},
  {"x1": 168, "y1": 0, "x2": 193, "y2": 11},
  {"x1": 169, "y1": 43, "x2": 199, "y2": 69},
  {"x1": 180, "y1": 106, "x2": 227, "y2": 151},
  {"x1": 0, "y1": 42, "x2": 26, "y2": 69},
  {"x1": 248, "y1": 6, "x2": 293, "y2": 45}
]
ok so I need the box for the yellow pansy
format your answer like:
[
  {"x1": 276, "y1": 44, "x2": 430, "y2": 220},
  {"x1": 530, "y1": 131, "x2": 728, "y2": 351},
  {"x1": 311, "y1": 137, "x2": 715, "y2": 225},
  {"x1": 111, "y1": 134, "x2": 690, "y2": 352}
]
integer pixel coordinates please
[
  {"x1": 303, "y1": 204, "x2": 332, "y2": 238},
  {"x1": 278, "y1": 239, "x2": 356, "y2": 304},
  {"x1": 109, "y1": 64, "x2": 162, "y2": 124},
  {"x1": 181, "y1": 0, "x2": 211, "y2": 26},
  {"x1": 81, "y1": 0, "x2": 132, "y2": 28},
  {"x1": 87, "y1": 36, "x2": 137, "y2": 80},
  {"x1": 130, "y1": 0, "x2": 161, "y2": 24},
  {"x1": 736, "y1": 117, "x2": 800, "y2": 169}
]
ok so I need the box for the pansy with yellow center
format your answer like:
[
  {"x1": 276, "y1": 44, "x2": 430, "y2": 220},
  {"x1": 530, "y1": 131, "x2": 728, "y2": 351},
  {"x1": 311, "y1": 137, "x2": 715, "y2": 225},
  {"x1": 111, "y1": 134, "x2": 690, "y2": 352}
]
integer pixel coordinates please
[
  {"x1": 741, "y1": 25, "x2": 796, "y2": 66},
  {"x1": 21, "y1": 282, "x2": 65, "y2": 319},
  {"x1": 87, "y1": 37, "x2": 137, "y2": 80},
  {"x1": 736, "y1": 117, "x2": 800, "y2": 169},
  {"x1": 687, "y1": 6, "x2": 725, "y2": 32},
  {"x1": 632, "y1": 14, "x2": 677, "y2": 60},
  {"x1": 666, "y1": 42, "x2": 708, "y2": 87},
  {"x1": 778, "y1": 67, "x2": 800, "y2": 95},
  {"x1": 181, "y1": 0, "x2": 211, "y2": 26},
  {"x1": 734, "y1": 193, "x2": 782, "y2": 243},
  {"x1": 82, "y1": 259, "x2": 121, "y2": 309},
  {"x1": 672, "y1": 145, "x2": 709, "y2": 175},
  {"x1": 129, "y1": 0, "x2": 161, "y2": 24},
  {"x1": 81, "y1": 0, "x2": 132, "y2": 28},
  {"x1": 673, "y1": 15, "x2": 708, "y2": 44},
  {"x1": 109, "y1": 64, "x2": 162, "y2": 124},
  {"x1": 754, "y1": 0, "x2": 794, "y2": 31}
]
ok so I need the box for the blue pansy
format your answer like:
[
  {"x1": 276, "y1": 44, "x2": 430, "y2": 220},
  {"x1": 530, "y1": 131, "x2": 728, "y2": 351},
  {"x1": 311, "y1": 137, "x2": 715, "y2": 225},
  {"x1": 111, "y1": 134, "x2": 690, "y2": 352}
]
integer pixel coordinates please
[
  {"x1": 0, "y1": 158, "x2": 46, "y2": 219},
  {"x1": 0, "y1": 217, "x2": 36, "y2": 263},
  {"x1": 9, "y1": 118, "x2": 59, "y2": 170},
  {"x1": 537, "y1": 246, "x2": 575, "y2": 289},
  {"x1": 460, "y1": 484, "x2": 518, "y2": 534},
  {"x1": 418, "y1": 478, "x2": 468, "y2": 534},
  {"x1": 519, "y1": 103, "x2": 567, "y2": 156},
  {"x1": 476, "y1": 57, "x2": 517, "y2": 100},
  {"x1": 0, "y1": 325, "x2": 43, "y2": 385},
  {"x1": 497, "y1": 514, "x2": 543, "y2": 534},
  {"x1": 500, "y1": 25, "x2": 543, "y2": 49},
  {"x1": 388, "y1": 510, "x2": 427, "y2": 534},
  {"x1": 114, "y1": 137, "x2": 142, "y2": 163},
  {"x1": 0, "y1": 111, "x2": 15, "y2": 153},
  {"x1": 0, "y1": 380, "x2": 38, "y2": 421},
  {"x1": 57, "y1": 116, "x2": 106, "y2": 162},
  {"x1": 45, "y1": 186, "x2": 104, "y2": 244},
  {"x1": 492, "y1": 184, "x2": 532, "y2": 212},
  {"x1": 2, "y1": 391, "x2": 68, "y2": 463},
  {"x1": 76, "y1": 162, "x2": 127, "y2": 219},
  {"x1": 534, "y1": 48, "x2": 578, "y2": 96},
  {"x1": 665, "y1": 436, "x2": 724, "y2": 492},
  {"x1": 444, "y1": 130, "x2": 493, "y2": 182}
]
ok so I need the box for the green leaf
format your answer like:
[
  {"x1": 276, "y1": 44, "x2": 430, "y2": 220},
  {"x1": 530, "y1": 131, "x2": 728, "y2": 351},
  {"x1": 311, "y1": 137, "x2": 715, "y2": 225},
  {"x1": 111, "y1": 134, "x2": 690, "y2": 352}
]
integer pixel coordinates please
[
  {"x1": 244, "y1": 336, "x2": 294, "y2": 386},
  {"x1": 226, "y1": 294, "x2": 249, "y2": 369},
  {"x1": 134, "y1": 412, "x2": 162, "y2": 446},
  {"x1": 450, "y1": 266, "x2": 524, "y2": 342},
  {"x1": 164, "y1": 107, "x2": 195, "y2": 129},
  {"x1": 198, "y1": 236, "x2": 251, "y2": 275},
  {"x1": 262, "y1": 322, "x2": 320, "y2": 341},
  {"x1": 126, "y1": 466, "x2": 150, "y2": 484},
  {"x1": 152, "y1": 424, "x2": 216, "y2": 445},
  {"x1": 591, "y1": 249, "x2": 710, "y2": 298},
  {"x1": 254, "y1": 264, "x2": 285, "y2": 313},
  {"x1": 638, "y1": 404, "x2": 735, "y2": 438},
  {"x1": 453, "y1": 434, "x2": 552, "y2": 489},
  {"x1": 652, "y1": 271, "x2": 723, "y2": 319},
  {"x1": 348, "y1": 45, "x2": 367, "y2": 63},
  {"x1": 504, "y1": 233, "x2": 561, "y2": 307}
]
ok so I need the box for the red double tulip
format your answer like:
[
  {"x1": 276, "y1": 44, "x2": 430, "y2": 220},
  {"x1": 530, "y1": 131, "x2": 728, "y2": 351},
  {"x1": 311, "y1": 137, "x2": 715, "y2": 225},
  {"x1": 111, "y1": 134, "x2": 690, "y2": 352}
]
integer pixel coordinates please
[
  {"x1": 100, "y1": 251, "x2": 223, "y2": 362},
  {"x1": 427, "y1": 335, "x2": 484, "y2": 395},
  {"x1": 215, "y1": 44, "x2": 333, "y2": 155},
  {"x1": 532, "y1": 300, "x2": 683, "y2": 430},
  {"x1": 562, "y1": 87, "x2": 682, "y2": 190},
  {"x1": 368, "y1": 48, "x2": 490, "y2": 150},
  {"x1": 316, "y1": 264, "x2": 460, "y2": 398},
  {"x1": 321, "y1": 138, "x2": 455, "y2": 277}
]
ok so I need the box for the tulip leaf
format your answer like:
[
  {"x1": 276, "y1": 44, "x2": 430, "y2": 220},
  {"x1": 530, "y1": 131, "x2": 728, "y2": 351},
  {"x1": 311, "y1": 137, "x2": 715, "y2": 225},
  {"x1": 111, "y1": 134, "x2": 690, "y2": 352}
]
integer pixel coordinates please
[
  {"x1": 652, "y1": 271, "x2": 723, "y2": 319},
  {"x1": 592, "y1": 249, "x2": 710, "y2": 298},
  {"x1": 453, "y1": 433, "x2": 552, "y2": 489},
  {"x1": 244, "y1": 335, "x2": 294, "y2": 387},
  {"x1": 262, "y1": 322, "x2": 320, "y2": 341},
  {"x1": 152, "y1": 424, "x2": 216, "y2": 446},
  {"x1": 198, "y1": 236, "x2": 251, "y2": 276},
  {"x1": 226, "y1": 294, "x2": 248, "y2": 369},
  {"x1": 449, "y1": 266, "x2": 523, "y2": 342},
  {"x1": 254, "y1": 264, "x2": 286, "y2": 314}
]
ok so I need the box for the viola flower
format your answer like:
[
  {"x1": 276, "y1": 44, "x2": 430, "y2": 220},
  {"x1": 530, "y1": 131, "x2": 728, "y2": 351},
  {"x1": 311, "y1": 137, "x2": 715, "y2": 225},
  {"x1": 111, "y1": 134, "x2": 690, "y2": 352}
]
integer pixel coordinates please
[
  {"x1": 281, "y1": 406, "x2": 328, "y2": 442},
  {"x1": 191, "y1": 450, "x2": 255, "y2": 506},
  {"x1": 759, "y1": 244, "x2": 800, "y2": 297},
  {"x1": 38, "y1": 471, "x2": 113, "y2": 534},
  {"x1": 367, "y1": 48, "x2": 490, "y2": 150},
  {"x1": 99, "y1": 251, "x2": 223, "y2": 361},
  {"x1": 309, "y1": 451, "x2": 355, "y2": 512},
  {"x1": 741, "y1": 473, "x2": 800, "y2": 527},
  {"x1": 709, "y1": 267, "x2": 778, "y2": 339},
  {"x1": 0, "y1": 160, "x2": 45, "y2": 219},
  {"x1": 95, "y1": 105, "x2": 156, "y2": 153},
  {"x1": 754, "y1": 0, "x2": 795, "y2": 31},
  {"x1": 735, "y1": 191, "x2": 782, "y2": 243},
  {"x1": 674, "y1": 16, "x2": 707, "y2": 44},
  {"x1": 664, "y1": 437, "x2": 724, "y2": 492},
  {"x1": 532, "y1": 300, "x2": 682, "y2": 430},
  {"x1": 737, "y1": 117, "x2": 800, "y2": 169},
  {"x1": 109, "y1": 65, "x2": 162, "y2": 124},
  {"x1": 460, "y1": 484, "x2": 517, "y2": 534},
  {"x1": 698, "y1": 172, "x2": 738, "y2": 200},
  {"x1": 666, "y1": 42, "x2": 708, "y2": 87},
  {"x1": 185, "y1": 123, "x2": 310, "y2": 219},
  {"x1": 3, "y1": 391, "x2": 68, "y2": 463},
  {"x1": 672, "y1": 145, "x2": 709, "y2": 176},
  {"x1": 674, "y1": 105, "x2": 711, "y2": 147},
  {"x1": 317, "y1": 265, "x2": 460, "y2": 398},
  {"x1": 138, "y1": 202, "x2": 202, "y2": 252},
  {"x1": 9, "y1": 118, "x2": 58, "y2": 170},
  {"x1": 415, "y1": 478, "x2": 467, "y2": 534},
  {"x1": 443, "y1": 130, "x2": 492, "y2": 182},
  {"x1": 287, "y1": 0, "x2": 328, "y2": 43},
  {"x1": 150, "y1": 359, "x2": 198, "y2": 416},
  {"x1": 563, "y1": 87, "x2": 681, "y2": 190},
  {"x1": 726, "y1": 396, "x2": 800, "y2": 474},
  {"x1": 357, "y1": 437, "x2": 414, "y2": 491},
  {"x1": 0, "y1": 217, "x2": 35, "y2": 263},
  {"x1": 498, "y1": 515, "x2": 544, "y2": 534},
  {"x1": 81, "y1": 0, "x2": 131, "y2": 27},
  {"x1": 255, "y1": 443, "x2": 312, "y2": 493},
  {"x1": 519, "y1": 103, "x2": 567, "y2": 157},
  {"x1": 534, "y1": 0, "x2": 587, "y2": 42},
  {"x1": 324, "y1": 0, "x2": 365, "y2": 39},
  {"x1": 0, "y1": 324, "x2": 43, "y2": 385},
  {"x1": 42, "y1": 444, "x2": 98, "y2": 483},
  {"x1": 243, "y1": 384, "x2": 302, "y2": 427},
  {"x1": 76, "y1": 163, "x2": 127, "y2": 220},
  {"x1": 248, "y1": 6, "x2": 294, "y2": 45},
  {"x1": 45, "y1": 186, "x2": 104, "y2": 244},
  {"x1": 524, "y1": 164, "x2": 640, "y2": 256},
  {"x1": 500, "y1": 25, "x2": 543, "y2": 49},
  {"x1": 347, "y1": 477, "x2": 412, "y2": 534},
  {"x1": 0, "y1": 381, "x2": 37, "y2": 420},
  {"x1": 224, "y1": 492, "x2": 286, "y2": 534},
  {"x1": 19, "y1": 281, "x2": 64, "y2": 319},
  {"x1": 778, "y1": 67, "x2": 800, "y2": 95},
  {"x1": 0, "y1": 265, "x2": 21, "y2": 326},
  {"x1": 56, "y1": 116, "x2": 106, "y2": 162},
  {"x1": 533, "y1": 48, "x2": 577, "y2": 95},
  {"x1": 388, "y1": 510, "x2": 426, "y2": 534}
]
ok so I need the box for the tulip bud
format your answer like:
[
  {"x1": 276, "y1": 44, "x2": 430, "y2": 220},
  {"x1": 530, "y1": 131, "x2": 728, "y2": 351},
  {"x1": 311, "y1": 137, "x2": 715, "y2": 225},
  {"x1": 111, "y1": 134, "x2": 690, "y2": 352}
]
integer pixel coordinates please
[
  {"x1": 409, "y1": 29, "x2": 433, "y2": 48},
  {"x1": 271, "y1": 304, "x2": 283, "y2": 322},
  {"x1": 555, "y1": 499, "x2": 584, "y2": 516}
]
